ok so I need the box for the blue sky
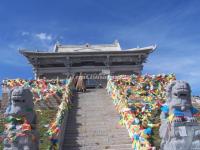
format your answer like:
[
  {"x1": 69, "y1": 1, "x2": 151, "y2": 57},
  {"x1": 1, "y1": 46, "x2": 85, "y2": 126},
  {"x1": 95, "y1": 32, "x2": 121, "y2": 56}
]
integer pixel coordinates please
[{"x1": 0, "y1": 0, "x2": 200, "y2": 95}]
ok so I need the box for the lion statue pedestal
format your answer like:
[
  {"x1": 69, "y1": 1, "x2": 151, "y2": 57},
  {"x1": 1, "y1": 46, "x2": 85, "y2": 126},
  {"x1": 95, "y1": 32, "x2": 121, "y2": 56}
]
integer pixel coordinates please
[
  {"x1": 3, "y1": 86, "x2": 39, "y2": 150},
  {"x1": 159, "y1": 81, "x2": 200, "y2": 150}
]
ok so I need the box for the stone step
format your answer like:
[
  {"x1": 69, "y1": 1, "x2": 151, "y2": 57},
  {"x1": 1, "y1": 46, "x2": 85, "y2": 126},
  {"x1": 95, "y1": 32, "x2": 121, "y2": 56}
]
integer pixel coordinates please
[
  {"x1": 62, "y1": 144, "x2": 133, "y2": 150},
  {"x1": 64, "y1": 135, "x2": 130, "y2": 144},
  {"x1": 63, "y1": 137, "x2": 131, "y2": 146},
  {"x1": 62, "y1": 142, "x2": 132, "y2": 148},
  {"x1": 62, "y1": 89, "x2": 131, "y2": 150},
  {"x1": 64, "y1": 128, "x2": 129, "y2": 134},
  {"x1": 64, "y1": 132, "x2": 129, "y2": 139}
]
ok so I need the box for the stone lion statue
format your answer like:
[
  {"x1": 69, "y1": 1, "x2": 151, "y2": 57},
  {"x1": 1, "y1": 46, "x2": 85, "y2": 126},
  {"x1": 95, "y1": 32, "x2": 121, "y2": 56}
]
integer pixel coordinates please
[
  {"x1": 4, "y1": 86, "x2": 39, "y2": 150},
  {"x1": 159, "y1": 80, "x2": 200, "y2": 150}
]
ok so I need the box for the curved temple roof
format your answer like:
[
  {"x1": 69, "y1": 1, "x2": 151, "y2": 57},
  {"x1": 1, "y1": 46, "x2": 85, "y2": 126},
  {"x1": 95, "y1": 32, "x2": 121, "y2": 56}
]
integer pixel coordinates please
[
  {"x1": 20, "y1": 41, "x2": 156, "y2": 55},
  {"x1": 53, "y1": 40, "x2": 156, "y2": 53},
  {"x1": 54, "y1": 40, "x2": 122, "y2": 52}
]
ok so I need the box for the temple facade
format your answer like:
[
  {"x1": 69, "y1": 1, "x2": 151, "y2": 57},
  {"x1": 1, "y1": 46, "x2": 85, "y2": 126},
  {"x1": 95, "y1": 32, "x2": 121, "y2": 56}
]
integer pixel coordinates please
[{"x1": 20, "y1": 41, "x2": 156, "y2": 79}]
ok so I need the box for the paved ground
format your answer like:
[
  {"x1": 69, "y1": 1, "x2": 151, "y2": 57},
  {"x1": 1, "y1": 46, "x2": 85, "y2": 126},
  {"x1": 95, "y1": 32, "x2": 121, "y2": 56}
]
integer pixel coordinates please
[{"x1": 62, "y1": 88, "x2": 132, "y2": 150}]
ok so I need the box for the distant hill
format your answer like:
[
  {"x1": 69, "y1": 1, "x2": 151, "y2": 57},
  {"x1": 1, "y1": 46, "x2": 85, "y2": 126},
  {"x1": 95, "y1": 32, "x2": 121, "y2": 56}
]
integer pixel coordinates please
[
  {"x1": 193, "y1": 96, "x2": 200, "y2": 100},
  {"x1": 192, "y1": 96, "x2": 200, "y2": 108}
]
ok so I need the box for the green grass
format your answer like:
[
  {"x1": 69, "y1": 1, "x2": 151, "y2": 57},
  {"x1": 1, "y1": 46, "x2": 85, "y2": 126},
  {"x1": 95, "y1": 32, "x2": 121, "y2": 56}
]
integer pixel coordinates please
[
  {"x1": 36, "y1": 109, "x2": 58, "y2": 150},
  {"x1": 0, "y1": 117, "x2": 5, "y2": 150},
  {"x1": 149, "y1": 109, "x2": 161, "y2": 149}
]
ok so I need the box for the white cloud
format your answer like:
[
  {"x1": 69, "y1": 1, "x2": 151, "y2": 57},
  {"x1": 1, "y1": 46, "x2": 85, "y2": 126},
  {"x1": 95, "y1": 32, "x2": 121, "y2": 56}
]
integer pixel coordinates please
[
  {"x1": 188, "y1": 72, "x2": 200, "y2": 77},
  {"x1": 145, "y1": 56, "x2": 197, "y2": 73},
  {"x1": 35, "y1": 32, "x2": 52, "y2": 41},
  {"x1": 143, "y1": 55, "x2": 200, "y2": 95},
  {"x1": 21, "y1": 31, "x2": 30, "y2": 36}
]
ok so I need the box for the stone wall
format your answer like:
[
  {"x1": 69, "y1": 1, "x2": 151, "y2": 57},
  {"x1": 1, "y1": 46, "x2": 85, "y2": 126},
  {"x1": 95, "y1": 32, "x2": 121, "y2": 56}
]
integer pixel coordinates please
[
  {"x1": 58, "y1": 110, "x2": 69, "y2": 150},
  {"x1": 0, "y1": 88, "x2": 9, "y2": 112}
]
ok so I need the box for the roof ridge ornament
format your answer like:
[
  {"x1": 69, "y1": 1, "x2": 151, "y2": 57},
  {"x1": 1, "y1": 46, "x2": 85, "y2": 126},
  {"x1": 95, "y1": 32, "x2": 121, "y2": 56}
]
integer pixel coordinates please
[
  {"x1": 114, "y1": 39, "x2": 121, "y2": 50},
  {"x1": 56, "y1": 40, "x2": 60, "y2": 44},
  {"x1": 85, "y1": 43, "x2": 90, "y2": 47},
  {"x1": 54, "y1": 41, "x2": 61, "y2": 52},
  {"x1": 114, "y1": 39, "x2": 119, "y2": 44}
]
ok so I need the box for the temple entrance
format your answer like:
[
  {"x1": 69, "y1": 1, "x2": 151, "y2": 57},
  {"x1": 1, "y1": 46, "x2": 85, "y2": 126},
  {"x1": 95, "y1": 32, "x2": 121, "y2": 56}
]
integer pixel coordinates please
[{"x1": 74, "y1": 72, "x2": 106, "y2": 89}]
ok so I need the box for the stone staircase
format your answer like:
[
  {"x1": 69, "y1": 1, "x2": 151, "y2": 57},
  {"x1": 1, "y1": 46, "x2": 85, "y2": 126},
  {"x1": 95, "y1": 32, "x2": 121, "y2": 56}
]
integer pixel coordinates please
[{"x1": 62, "y1": 89, "x2": 132, "y2": 150}]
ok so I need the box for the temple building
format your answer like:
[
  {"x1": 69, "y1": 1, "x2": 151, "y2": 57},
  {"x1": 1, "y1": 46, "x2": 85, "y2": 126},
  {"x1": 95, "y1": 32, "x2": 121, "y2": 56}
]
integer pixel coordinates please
[{"x1": 20, "y1": 40, "x2": 156, "y2": 80}]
